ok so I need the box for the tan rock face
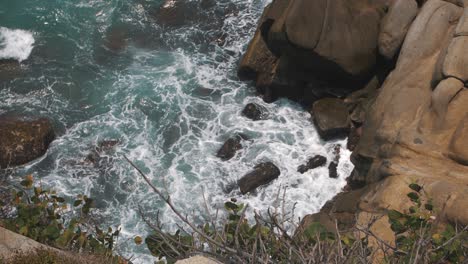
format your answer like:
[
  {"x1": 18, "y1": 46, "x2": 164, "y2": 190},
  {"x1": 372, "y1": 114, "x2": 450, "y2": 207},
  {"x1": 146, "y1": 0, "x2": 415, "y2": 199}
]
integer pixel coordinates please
[
  {"x1": 296, "y1": 0, "x2": 468, "y2": 245},
  {"x1": 352, "y1": 0, "x2": 468, "y2": 226},
  {"x1": 242, "y1": 0, "x2": 468, "y2": 238},
  {"x1": 379, "y1": 0, "x2": 419, "y2": 59}
]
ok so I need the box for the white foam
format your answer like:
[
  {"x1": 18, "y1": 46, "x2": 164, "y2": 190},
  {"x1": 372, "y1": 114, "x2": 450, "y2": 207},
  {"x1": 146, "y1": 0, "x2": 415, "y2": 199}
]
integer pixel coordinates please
[{"x1": 0, "y1": 27, "x2": 35, "y2": 62}]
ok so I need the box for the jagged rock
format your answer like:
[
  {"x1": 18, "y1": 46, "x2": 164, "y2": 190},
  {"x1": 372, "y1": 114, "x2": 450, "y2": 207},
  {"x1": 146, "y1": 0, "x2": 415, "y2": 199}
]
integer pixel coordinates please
[
  {"x1": 311, "y1": 98, "x2": 350, "y2": 141},
  {"x1": 237, "y1": 1, "x2": 284, "y2": 82},
  {"x1": 84, "y1": 139, "x2": 120, "y2": 165},
  {"x1": 0, "y1": 117, "x2": 55, "y2": 169},
  {"x1": 297, "y1": 155, "x2": 327, "y2": 174},
  {"x1": 216, "y1": 134, "x2": 248, "y2": 161},
  {"x1": 347, "y1": 125, "x2": 362, "y2": 151},
  {"x1": 238, "y1": 162, "x2": 280, "y2": 194},
  {"x1": 379, "y1": 0, "x2": 419, "y2": 59},
  {"x1": 242, "y1": 103, "x2": 268, "y2": 121}
]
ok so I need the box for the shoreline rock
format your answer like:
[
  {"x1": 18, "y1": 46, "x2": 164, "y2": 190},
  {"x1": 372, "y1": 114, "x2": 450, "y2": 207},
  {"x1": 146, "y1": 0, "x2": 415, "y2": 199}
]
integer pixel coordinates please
[
  {"x1": 311, "y1": 98, "x2": 350, "y2": 141},
  {"x1": 0, "y1": 116, "x2": 55, "y2": 169},
  {"x1": 239, "y1": 0, "x2": 468, "y2": 246},
  {"x1": 216, "y1": 134, "x2": 249, "y2": 161},
  {"x1": 238, "y1": 162, "x2": 280, "y2": 194},
  {"x1": 297, "y1": 155, "x2": 327, "y2": 174},
  {"x1": 242, "y1": 103, "x2": 268, "y2": 121}
]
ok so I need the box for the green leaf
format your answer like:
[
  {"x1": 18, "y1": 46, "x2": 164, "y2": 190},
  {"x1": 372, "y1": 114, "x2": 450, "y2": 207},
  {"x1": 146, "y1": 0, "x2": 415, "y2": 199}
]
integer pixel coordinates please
[
  {"x1": 224, "y1": 201, "x2": 238, "y2": 211},
  {"x1": 388, "y1": 210, "x2": 403, "y2": 221},
  {"x1": 409, "y1": 183, "x2": 422, "y2": 193},
  {"x1": 73, "y1": 200, "x2": 82, "y2": 206},
  {"x1": 407, "y1": 192, "x2": 419, "y2": 202},
  {"x1": 43, "y1": 225, "x2": 61, "y2": 239},
  {"x1": 55, "y1": 197, "x2": 65, "y2": 203},
  {"x1": 303, "y1": 222, "x2": 334, "y2": 241},
  {"x1": 424, "y1": 203, "x2": 433, "y2": 211}
]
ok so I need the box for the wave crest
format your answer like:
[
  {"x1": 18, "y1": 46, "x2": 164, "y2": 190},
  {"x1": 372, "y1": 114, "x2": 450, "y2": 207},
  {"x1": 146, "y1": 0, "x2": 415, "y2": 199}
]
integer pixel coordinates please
[{"x1": 0, "y1": 27, "x2": 35, "y2": 62}]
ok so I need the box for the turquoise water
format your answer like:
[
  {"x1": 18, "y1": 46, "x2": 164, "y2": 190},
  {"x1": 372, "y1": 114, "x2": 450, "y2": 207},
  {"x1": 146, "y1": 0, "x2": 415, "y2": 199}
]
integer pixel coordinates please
[{"x1": 0, "y1": 0, "x2": 353, "y2": 262}]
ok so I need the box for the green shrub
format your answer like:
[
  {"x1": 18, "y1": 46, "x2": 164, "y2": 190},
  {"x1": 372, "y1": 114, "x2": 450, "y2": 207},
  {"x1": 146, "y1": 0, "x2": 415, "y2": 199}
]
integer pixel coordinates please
[{"x1": 0, "y1": 175, "x2": 121, "y2": 261}]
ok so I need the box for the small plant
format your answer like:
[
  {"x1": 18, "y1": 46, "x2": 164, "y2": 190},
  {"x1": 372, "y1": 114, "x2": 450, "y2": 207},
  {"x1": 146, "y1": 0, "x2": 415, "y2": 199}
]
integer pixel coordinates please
[
  {"x1": 0, "y1": 175, "x2": 122, "y2": 262},
  {"x1": 386, "y1": 183, "x2": 468, "y2": 263}
]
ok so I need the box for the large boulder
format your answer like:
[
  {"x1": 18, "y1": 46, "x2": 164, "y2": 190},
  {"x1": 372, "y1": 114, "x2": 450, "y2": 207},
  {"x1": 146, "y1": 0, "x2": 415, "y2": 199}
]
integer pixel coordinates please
[
  {"x1": 349, "y1": 0, "x2": 468, "y2": 226},
  {"x1": 298, "y1": 0, "x2": 468, "y2": 251},
  {"x1": 238, "y1": 162, "x2": 280, "y2": 194},
  {"x1": 0, "y1": 117, "x2": 55, "y2": 169},
  {"x1": 378, "y1": 0, "x2": 419, "y2": 59},
  {"x1": 311, "y1": 98, "x2": 351, "y2": 141},
  {"x1": 284, "y1": 0, "x2": 385, "y2": 79}
]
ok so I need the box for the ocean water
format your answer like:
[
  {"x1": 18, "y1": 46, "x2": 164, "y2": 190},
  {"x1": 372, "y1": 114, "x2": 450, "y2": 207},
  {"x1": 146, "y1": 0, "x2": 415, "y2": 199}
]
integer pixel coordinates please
[{"x1": 0, "y1": 0, "x2": 353, "y2": 262}]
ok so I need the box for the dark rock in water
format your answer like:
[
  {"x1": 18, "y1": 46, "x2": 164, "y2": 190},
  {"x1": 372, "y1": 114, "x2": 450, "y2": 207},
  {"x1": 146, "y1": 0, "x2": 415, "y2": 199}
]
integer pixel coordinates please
[
  {"x1": 328, "y1": 162, "x2": 338, "y2": 179},
  {"x1": 154, "y1": 0, "x2": 190, "y2": 27},
  {"x1": 96, "y1": 139, "x2": 120, "y2": 152},
  {"x1": 238, "y1": 162, "x2": 280, "y2": 194},
  {"x1": 84, "y1": 139, "x2": 120, "y2": 165},
  {"x1": 297, "y1": 155, "x2": 327, "y2": 174},
  {"x1": 0, "y1": 59, "x2": 21, "y2": 82},
  {"x1": 242, "y1": 103, "x2": 268, "y2": 121},
  {"x1": 328, "y1": 145, "x2": 341, "y2": 179},
  {"x1": 0, "y1": 116, "x2": 55, "y2": 169},
  {"x1": 216, "y1": 134, "x2": 249, "y2": 161},
  {"x1": 200, "y1": 0, "x2": 216, "y2": 9},
  {"x1": 311, "y1": 98, "x2": 350, "y2": 141},
  {"x1": 103, "y1": 26, "x2": 129, "y2": 53}
]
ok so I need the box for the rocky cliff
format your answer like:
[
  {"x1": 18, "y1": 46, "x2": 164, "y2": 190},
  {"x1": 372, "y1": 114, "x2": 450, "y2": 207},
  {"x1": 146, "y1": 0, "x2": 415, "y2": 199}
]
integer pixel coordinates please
[{"x1": 239, "y1": 0, "x2": 468, "y2": 245}]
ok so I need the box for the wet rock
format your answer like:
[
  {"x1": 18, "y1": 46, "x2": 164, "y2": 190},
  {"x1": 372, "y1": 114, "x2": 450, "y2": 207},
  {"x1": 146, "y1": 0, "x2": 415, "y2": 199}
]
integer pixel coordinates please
[
  {"x1": 152, "y1": 0, "x2": 192, "y2": 27},
  {"x1": 241, "y1": 103, "x2": 268, "y2": 121},
  {"x1": 84, "y1": 139, "x2": 120, "y2": 165},
  {"x1": 311, "y1": 98, "x2": 351, "y2": 141},
  {"x1": 329, "y1": 145, "x2": 341, "y2": 179},
  {"x1": 297, "y1": 155, "x2": 327, "y2": 174},
  {"x1": 0, "y1": 117, "x2": 55, "y2": 169},
  {"x1": 328, "y1": 162, "x2": 338, "y2": 179},
  {"x1": 0, "y1": 59, "x2": 21, "y2": 82},
  {"x1": 103, "y1": 26, "x2": 129, "y2": 53},
  {"x1": 216, "y1": 134, "x2": 248, "y2": 161},
  {"x1": 238, "y1": 162, "x2": 280, "y2": 194}
]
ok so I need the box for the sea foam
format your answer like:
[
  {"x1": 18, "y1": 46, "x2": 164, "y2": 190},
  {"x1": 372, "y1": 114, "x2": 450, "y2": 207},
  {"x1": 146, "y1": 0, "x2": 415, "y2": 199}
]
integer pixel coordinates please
[{"x1": 0, "y1": 27, "x2": 35, "y2": 62}]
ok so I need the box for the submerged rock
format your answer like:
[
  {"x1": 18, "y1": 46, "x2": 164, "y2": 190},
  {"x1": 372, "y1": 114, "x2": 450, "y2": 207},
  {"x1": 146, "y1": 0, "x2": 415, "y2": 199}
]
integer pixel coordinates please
[
  {"x1": 238, "y1": 162, "x2": 280, "y2": 194},
  {"x1": 0, "y1": 116, "x2": 55, "y2": 169},
  {"x1": 216, "y1": 134, "x2": 249, "y2": 161},
  {"x1": 241, "y1": 103, "x2": 268, "y2": 121},
  {"x1": 0, "y1": 59, "x2": 21, "y2": 82},
  {"x1": 297, "y1": 155, "x2": 327, "y2": 174},
  {"x1": 311, "y1": 98, "x2": 350, "y2": 141}
]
